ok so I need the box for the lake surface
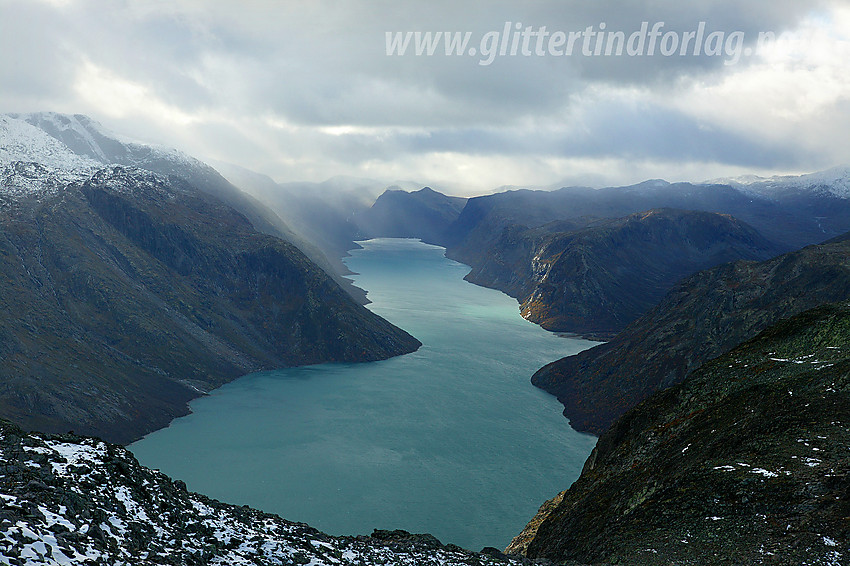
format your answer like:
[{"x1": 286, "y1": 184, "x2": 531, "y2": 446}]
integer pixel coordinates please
[{"x1": 130, "y1": 238, "x2": 598, "y2": 551}]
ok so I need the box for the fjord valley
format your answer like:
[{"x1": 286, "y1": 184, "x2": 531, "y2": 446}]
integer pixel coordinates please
[
  {"x1": 130, "y1": 238, "x2": 599, "y2": 551},
  {"x1": 260, "y1": 167, "x2": 850, "y2": 341},
  {"x1": 3, "y1": 0, "x2": 849, "y2": 562},
  {"x1": 342, "y1": 180, "x2": 850, "y2": 565},
  {"x1": 0, "y1": 111, "x2": 849, "y2": 565},
  {"x1": 230, "y1": 163, "x2": 850, "y2": 563}
]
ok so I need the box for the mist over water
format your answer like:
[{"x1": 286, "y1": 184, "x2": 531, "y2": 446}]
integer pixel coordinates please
[{"x1": 131, "y1": 238, "x2": 598, "y2": 551}]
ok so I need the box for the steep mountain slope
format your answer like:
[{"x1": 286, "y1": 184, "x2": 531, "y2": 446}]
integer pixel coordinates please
[
  {"x1": 510, "y1": 302, "x2": 850, "y2": 566},
  {"x1": 6, "y1": 112, "x2": 375, "y2": 301},
  {"x1": 533, "y1": 232, "x2": 850, "y2": 434},
  {"x1": 464, "y1": 209, "x2": 783, "y2": 338},
  {"x1": 214, "y1": 164, "x2": 391, "y2": 270},
  {"x1": 10, "y1": 113, "x2": 295, "y2": 241},
  {"x1": 355, "y1": 187, "x2": 468, "y2": 244},
  {"x1": 0, "y1": 118, "x2": 420, "y2": 444},
  {"x1": 0, "y1": 418, "x2": 518, "y2": 565}
]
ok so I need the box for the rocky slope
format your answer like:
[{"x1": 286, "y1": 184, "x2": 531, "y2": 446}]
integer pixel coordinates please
[
  {"x1": 6, "y1": 112, "x2": 372, "y2": 303},
  {"x1": 0, "y1": 418, "x2": 522, "y2": 565},
  {"x1": 8, "y1": 113, "x2": 296, "y2": 244},
  {"x1": 533, "y1": 232, "x2": 850, "y2": 435},
  {"x1": 510, "y1": 302, "x2": 850, "y2": 565},
  {"x1": 463, "y1": 209, "x2": 783, "y2": 338},
  {"x1": 0, "y1": 117, "x2": 420, "y2": 444}
]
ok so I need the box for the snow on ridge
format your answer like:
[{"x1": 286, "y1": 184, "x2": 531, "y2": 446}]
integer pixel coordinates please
[
  {"x1": 0, "y1": 115, "x2": 101, "y2": 178},
  {"x1": 10, "y1": 111, "x2": 208, "y2": 174},
  {"x1": 0, "y1": 113, "x2": 102, "y2": 203},
  {"x1": 0, "y1": 112, "x2": 216, "y2": 202},
  {"x1": 704, "y1": 166, "x2": 850, "y2": 199},
  {"x1": 12, "y1": 111, "x2": 112, "y2": 162}
]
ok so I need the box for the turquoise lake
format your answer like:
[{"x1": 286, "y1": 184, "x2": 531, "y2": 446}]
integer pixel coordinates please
[{"x1": 130, "y1": 238, "x2": 599, "y2": 551}]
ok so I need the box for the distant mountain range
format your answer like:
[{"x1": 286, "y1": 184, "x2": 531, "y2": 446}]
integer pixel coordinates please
[
  {"x1": 0, "y1": 113, "x2": 420, "y2": 443},
  {"x1": 709, "y1": 165, "x2": 850, "y2": 200},
  {"x1": 444, "y1": 176, "x2": 850, "y2": 254}
]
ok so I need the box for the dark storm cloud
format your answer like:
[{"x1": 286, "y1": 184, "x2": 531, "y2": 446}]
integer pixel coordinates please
[
  {"x1": 345, "y1": 103, "x2": 811, "y2": 169},
  {"x1": 0, "y1": 0, "x2": 846, "y2": 190}
]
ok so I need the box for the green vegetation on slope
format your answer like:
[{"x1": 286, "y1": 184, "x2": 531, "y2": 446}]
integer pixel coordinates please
[{"x1": 512, "y1": 302, "x2": 850, "y2": 565}]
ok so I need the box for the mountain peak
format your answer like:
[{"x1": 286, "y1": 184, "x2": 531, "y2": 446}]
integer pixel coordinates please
[
  {"x1": 621, "y1": 178, "x2": 671, "y2": 190},
  {"x1": 0, "y1": 114, "x2": 101, "y2": 179},
  {"x1": 4, "y1": 111, "x2": 204, "y2": 175},
  {"x1": 10, "y1": 112, "x2": 119, "y2": 162}
]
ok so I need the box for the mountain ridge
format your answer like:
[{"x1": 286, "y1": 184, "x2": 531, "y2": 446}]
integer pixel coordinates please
[{"x1": 532, "y1": 232, "x2": 850, "y2": 435}]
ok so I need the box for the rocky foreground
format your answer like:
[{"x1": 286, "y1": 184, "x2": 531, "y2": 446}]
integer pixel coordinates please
[
  {"x1": 510, "y1": 302, "x2": 850, "y2": 565},
  {"x1": 0, "y1": 418, "x2": 531, "y2": 565}
]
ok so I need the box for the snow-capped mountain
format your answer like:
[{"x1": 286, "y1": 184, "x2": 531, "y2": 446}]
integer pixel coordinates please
[
  {"x1": 0, "y1": 112, "x2": 366, "y2": 291},
  {"x1": 706, "y1": 165, "x2": 850, "y2": 200},
  {"x1": 0, "y1": 114, "x2": 421, "y2": 444},
  {"x1": 6, "y1": 112, "x2": 204, "y2": 177},
  {"x1": 0, "y1": 115, "x2": 102, "y2": 198},
  {"x1": 0, "y1": 112, "x2": 265, "y2": 214},
  {"x1": 0, "y1": 112, "x2": 233, "y2": 208}
]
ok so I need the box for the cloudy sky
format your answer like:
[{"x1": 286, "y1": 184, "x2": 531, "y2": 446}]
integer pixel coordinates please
[{"x1": 2, "y1": 0, "x2": 849, "y2": 195}]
